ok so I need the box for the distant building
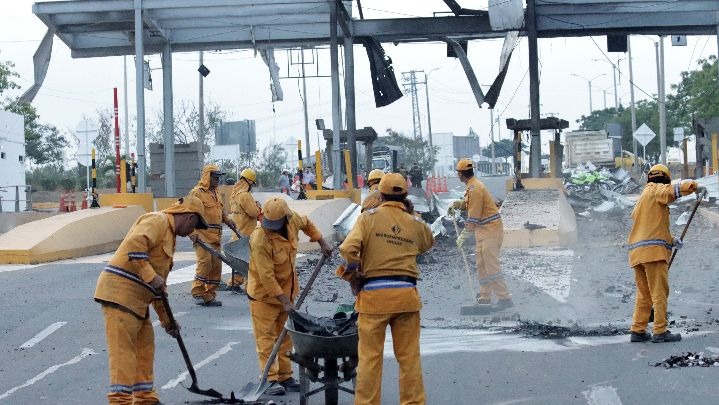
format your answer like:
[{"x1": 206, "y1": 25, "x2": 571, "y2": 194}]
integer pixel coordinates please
[
  {"x1": 0, "y1": 110, "x2": 27, "y2": 211},
  {"x1": 432, "y1": 132, "x2": 455, "y2": 175}
]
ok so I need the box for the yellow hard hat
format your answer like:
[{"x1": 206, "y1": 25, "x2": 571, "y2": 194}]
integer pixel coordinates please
[
  {"x1": 367, "y1": 169, "x2": 384, "y2": 182},
  {"x1": 456, "y1": 158, "x2": 474, "y2": 171},
  {"x1": 649, "y1": 164, "x2": 671, "y2": 180},
  {"x1": 240, "y1": 168, "x2": 257, "y2": 183},
  {"x1": 261, "y1": 197, "x2": 292, "y2": 230},
  {"x1": 378, "y1": 173, "x2": 408, "y2": 195},
  {"x1": 162, "y1": 195, "x2": 209, "y2": 229}
]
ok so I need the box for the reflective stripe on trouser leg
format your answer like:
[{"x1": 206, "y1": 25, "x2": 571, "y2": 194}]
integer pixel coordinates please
[
  {"x1": 355, "y1": 313, "x2": 389, "y2": 405},
  {"x1": 631, "y1": 264, "x2": 652, "y2": 334},
  {"x1": 191, "y1": 242, "x2": 222, "y2": 301},
  {"x1": 474, "y1": 230, "x2": 510, "y2": 300},
  {"x1": 102, "y1": 305, "x2": 159, "y2": 405},
  {"x1": 389, "y1": 312, "x2": 425, "y2": 405},
  {"x1": 645, "y1": 261, "x2": 669, "y2": 334},
  {"x1": 249, "y1": 300, "x2": 293, "y2": 382}
]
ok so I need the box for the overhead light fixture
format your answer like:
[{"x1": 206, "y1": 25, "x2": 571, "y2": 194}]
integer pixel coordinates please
[{"x1": 198, "y1": 64, "x2": 210, "y2": 77}]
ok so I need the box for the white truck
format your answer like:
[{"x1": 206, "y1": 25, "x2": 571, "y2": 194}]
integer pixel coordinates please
[{"x1": 564, "y1": 130, "x2": 615, "y2": 168}]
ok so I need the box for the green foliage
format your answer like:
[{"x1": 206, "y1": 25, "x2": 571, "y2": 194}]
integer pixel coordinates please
[
  {"x1": 255, "y1": 143, "x2": 287, "y2": 188},
  {"x1": 382, "y1": 128, "x2": 438, "y2": 174},
  {"x1": 0, "y1": 60, "x2": 20, "y2": 96},
  {"x1": 481, "y1": 139, "x2": 514, "y2": 159},
  {"x1": 26, "y1": 166, "x2": 79, "y2": 191}
]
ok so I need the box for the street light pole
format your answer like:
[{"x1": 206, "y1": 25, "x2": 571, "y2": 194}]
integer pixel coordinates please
[
  {"x1": 490, "y1": 108, "x2": 496, "y2": 174},
  {"x1": 655, "y1": 37, "x2": 667, "y2": 164},
  {"x1": 572, "y1": 73, "x2": 605, "y2": 115},
  {"x1": 628, "y1": 37, "x2": 638, "y2": 170},
  {"x1": 424, "y1": 72, "x2": 434, "y2": 176}
]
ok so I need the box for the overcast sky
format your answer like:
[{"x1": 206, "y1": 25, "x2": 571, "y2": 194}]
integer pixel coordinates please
[{"x1": 1, "y1": 0, "x2": 717, "y2": 161}]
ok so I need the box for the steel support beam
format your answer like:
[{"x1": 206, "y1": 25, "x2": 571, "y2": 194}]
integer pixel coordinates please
[
  {"x1": 445, "y1": 38, "x2": 484, "y2": 108},
  {"x1": 329, "y1": 0, "x2": 342, "y2": 190},
  {"x1": 162, "y1": 42, "x2": 175, "y2": 197},
  {"x1": 527, "y1": 0, "x2": 542, "y2": 178},
  {"x1": 344, "y1": 35, "x2": 357, "y2": 179},
  {"x1": 134, "y1": 0, "x2": 146, "y2": 192}
]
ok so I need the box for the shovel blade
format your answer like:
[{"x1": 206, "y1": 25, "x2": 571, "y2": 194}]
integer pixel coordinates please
[
  {"x1": 676, "y1": 211, "x2": 690, "y2": 226},
  {"x1": 233, "y1": 381, "x2": 271, "y2": 402},
  {"x1": 182, "y1": 382, "x2": 224, "y2": 399}
]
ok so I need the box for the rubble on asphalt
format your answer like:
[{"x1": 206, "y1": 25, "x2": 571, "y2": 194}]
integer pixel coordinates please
[
  {"x1": 654, "y1": 352, "x2": 719, "y2": 369},
  {"x1": 564, "y1": 164, "x2": 639, "y2": 217},
  {"x1": 511, "y1": 321, "x2": 624, "y2": 339}
]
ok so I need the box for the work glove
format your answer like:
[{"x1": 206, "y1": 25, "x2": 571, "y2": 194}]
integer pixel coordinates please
[
  {"x1": 149, "y1": 275, "x2": 166, "y2": 292},
  {"x1": 673, "y1": 237, "x2": 683, "y2": 250},
  {"x1": 456, "y1": 229, "x2": 471, "y2": 248},
  {"x1": 318, "y1": 237, "x2": 334, "y2": 258},
  {"x1": 447, "y1": 200, "x2": 463, "y2": 216},
  {"x1": 696, "y1": 185, "x2": 707, "y2": 198},
  {"x1": 277, "y1": 294, "x2": 296, "y2": 313}
]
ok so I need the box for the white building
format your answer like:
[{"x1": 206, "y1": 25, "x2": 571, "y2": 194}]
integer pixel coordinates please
[
  {"x1": 432, "y1": 132, "x2": 455, "y2": 176},
  {"x1": 0, "y1": 110, "x2": 26, "y2": 212}
]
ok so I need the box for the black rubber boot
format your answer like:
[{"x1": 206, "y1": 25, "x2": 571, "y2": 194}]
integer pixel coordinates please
[
  {"x1": 494, "y1": 299, "x2": 514, "y2": 310},
  {"x1": 279, "y1": 377, "x2": 300, "y2": 392},
  {"x1": 265, "y1": 382, "x2": 286, "y2": 396},
  {"x1": 652, "y1": 330, "x2": 681, "y2": 343},
  {"x1": 630, "y1": 331, "x2": 651, "y2": 342}
]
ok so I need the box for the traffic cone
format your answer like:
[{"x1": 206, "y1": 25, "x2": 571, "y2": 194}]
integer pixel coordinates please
[
  {"x1": 441, "y1": 177, "x2": 448, "y2": 192},
  {"x1": 81, "y1": 195, "x2": 88, "y2": 210},
  {"x1": 58, "y1": 192, "x2": 67, "y2": 212}
]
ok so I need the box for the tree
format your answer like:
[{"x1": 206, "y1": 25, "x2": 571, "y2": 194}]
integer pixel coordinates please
[
  {"x1": 667, "y1": 56, "x2": 719, "y2": 129},
  {"x1": 148, "y1": 99, "x2": 227, "y2": 145},
  {"x1": 1, "y1": 59, "x2": 69, "y2": 166},
  {"x1": 255, "y1": 142, "x2": 286, "y2": 188},
  {"x1": 482, "y1": 139, "x2": 514, "y2": 160},
  {"x1": 382, "y1": 128, "x2": 438, "y2": 173}
]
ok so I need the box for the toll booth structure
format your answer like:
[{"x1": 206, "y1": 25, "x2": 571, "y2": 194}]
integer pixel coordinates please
[{"x1": 505, "y1": 117, "x2": 569, "y2": 190}]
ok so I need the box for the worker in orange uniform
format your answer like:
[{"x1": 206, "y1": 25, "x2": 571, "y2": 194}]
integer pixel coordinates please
[
  {"x1": 448, "y1": 158, "x2": 512, "y2": 309},
  {"x1": 339, "y1": 173, "x2": 434, "y2": 405},
  {"x1": 224, "y1": 168, "x2": 261, "y2": 291},
  {"x1": 94, "y1": 196, "x2": 209, "y2": 405},
  {"x1": 361, "y1": 169, "x2": 384, "y2": 212},
  {"x1": 628, "y1": 164, "x2": 705, "y2": 343},
  {"x1": 190, "y1": 164, "x2": 239, "y2": 307},
  {"x1": 247, "y1": 197, "x2": 333, "y2": 396}
]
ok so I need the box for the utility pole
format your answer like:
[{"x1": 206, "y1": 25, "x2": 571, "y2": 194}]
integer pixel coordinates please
[
  {"x1": 656, "y1": 37, "x2": 667, "y2": 164},
  {"x1": 402, "y1": 70, "x2": 422, "y2": 141},
  {"x1": 628, "y1": 37, "x2": 638, "y2": 170},
  {"x1": 424, "y1": 71, "x2": 435, "y2": 175},
  {"x1": 198, "y1": 51, "x2": 205, "y2": 161},
  {"x1": 571, "y1": 73, "x2": 605, "y2": 115},
  {"x1": 300, "y1": 49, "x2": 311, "y2": 162},
  {"x1": 123, "y1": 56, "x2": 130, "y2": 157},
  {"x1": 527, "y1": 0, "x2": 542, "y2": 178},
  {"x1": 490, "y1": 108, "x2": 496, "y2": 174}
]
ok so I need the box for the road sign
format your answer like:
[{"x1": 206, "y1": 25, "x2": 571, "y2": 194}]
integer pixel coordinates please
[
  {"x1": 633, "y1": 123, "x2": 656, "y2": 147},
  {"x1": 76, "y1": 119, "x2": 98, "y2": 166},
  {"x1": 673, "y1": 127, "x2": 685, "y2": 143}
]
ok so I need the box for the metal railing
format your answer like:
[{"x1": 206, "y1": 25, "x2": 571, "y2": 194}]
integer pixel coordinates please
[{"x1": 0, "y1": 185, "x2": 33, "y2": 213}]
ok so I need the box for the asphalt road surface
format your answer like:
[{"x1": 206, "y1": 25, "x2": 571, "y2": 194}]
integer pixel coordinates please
[{"x1": 2, "y1": 203, "x2": 719, "y2": 404}]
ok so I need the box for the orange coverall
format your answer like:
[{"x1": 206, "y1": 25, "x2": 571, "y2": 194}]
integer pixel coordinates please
[
  {"x1": 190, "y1": 167, "x2": 225, "y2": 301},
  {"x1": 628, "y1": 180, "x2": 697, "y2": 335},
  {"x1": 340, "y1": 201, "x2": 434, "y2": 405},
  {"x1": 226, "y1": 180, "x2": 260, "y2": 286}
]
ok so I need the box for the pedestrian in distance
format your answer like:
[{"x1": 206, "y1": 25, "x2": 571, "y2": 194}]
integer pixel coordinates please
[
  {"x1": 278, "y1": 170, "x2": 291, "y2": 196},
  {"x1": 338, "y1": 172, "x2": 434, "y2": 405},
  {"x1": 247, "y1": 197, "x2": 333, "y2": 396},
  {"x1": 94, "y1": 196, "x2": 209, "y2": 405},
  {"x1": 628, "y1": 164, "x2": 706, "y2": 343},
  {"x1": 224, "y1": 167, "x2": 261, "y2": 292},
  {"x1": 189, "y1": 164, "x2": 239, "y2": 307},
  {"x1": 409, "y1": 162, "x2": 423, "y2": 188},
  {"x1": 448, "y1": 158, "x2": 513, "y2": 309}
]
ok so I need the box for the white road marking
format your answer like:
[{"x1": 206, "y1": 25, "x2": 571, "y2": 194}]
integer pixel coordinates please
[
  {"x1": 582, "y1": 385, "x2": 623, "y2": 405},
  {"x1": 167, "y1": 263, "x2": 232, "y2": 286},
  {"x1": 0, "y1": 251, "x2": 195, "y2": 274},
  {"x1": 161, "y1": 342, "x2": 240, "y2": 390},
  {"x1": 152, "y1": 312, "x2": 187, "y2": 328},
  {"x1": 19, "y1": 322, "x2": 67, "y2": 349},
  {"x1": 0, "y1": 348, "x2": 96, "y2": 401}
]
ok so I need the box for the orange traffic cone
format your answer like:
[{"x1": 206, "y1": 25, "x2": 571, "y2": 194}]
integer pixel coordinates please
[
  {"x1": 59, "y1": 192, "x2": 67, "y2": 212},
  {"x1": 441, "y1": 177, "x2": 448, "y2": 192}
]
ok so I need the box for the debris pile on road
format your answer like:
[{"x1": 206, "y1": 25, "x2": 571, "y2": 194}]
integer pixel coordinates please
[
  {"x1": 511, "y1": 321, "x2": 624, "y2": 339},
  {"x1": 564, "y1": 165, "x2": 639, "y2": 216},
  {"x1": 653, "y1": 352, "x2": 719, "y2": 368}
]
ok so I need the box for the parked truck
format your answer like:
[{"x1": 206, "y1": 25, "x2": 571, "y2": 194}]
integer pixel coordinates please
[
  {"x1": 371, "y1": 145, "x2": 406, "y2": 173},
  {"x1": 564, "y1": 130, "x2": 615, "y2": 168}
]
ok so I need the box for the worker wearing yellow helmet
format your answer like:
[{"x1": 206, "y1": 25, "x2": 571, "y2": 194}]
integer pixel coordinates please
[
  {"x1": 627, "y1": 164, "x2": 706, "y2": 343},
  {"x1": 448, "y1": 158, "x2": 512, "y2": 309},
  {"x1": 339, "y1": 173, "x2": 434, "y2": 405},
  {"x1": 361, "y1": 169, "x2": 385, "y2": 212},
  {"x1": 189, "y1": 164, "x2": 238, "y2": 307},
  {"x1": 224, "y1": 167, "x2": 261, "y2": 292}
]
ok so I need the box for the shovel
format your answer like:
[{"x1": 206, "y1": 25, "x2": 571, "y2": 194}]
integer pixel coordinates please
[
  {"x1": 160, "y1": 294, "x2": 225, "y2": 400},
  {"x1": 234, "y1": 254, "x2": 329, "y2": 402},
  {"x1": 450, "y1": 215, "x2": 479, "y2": 300}
]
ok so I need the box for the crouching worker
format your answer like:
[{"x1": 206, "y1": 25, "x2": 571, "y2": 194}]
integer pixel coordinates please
[
  {"x1": 628, "y1": 164, "x2": 705, "y2": 343},
  {"x1": 339, "y1": 173, "x2": 434, "y2": 405},
  {"x1": 94, "y1": 196, "x2": 209, "y2": 405},
  {"x1": 247, "y1": 197, "x2": 333, "y2": 396}
]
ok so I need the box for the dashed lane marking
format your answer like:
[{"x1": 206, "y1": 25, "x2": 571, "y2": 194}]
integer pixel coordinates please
[
  {"x1": 19, "y1": 322, "x2": 67, "y2": 349},
  {"x1": 0, "y1": 348, "x2": 97, "y2": 401},
  {"x1": 152, "y1": 312, "x2": 187, "y2": 328},
  {"x1": 161, "y1": 342, "x2": 240, "y2": 390}
]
